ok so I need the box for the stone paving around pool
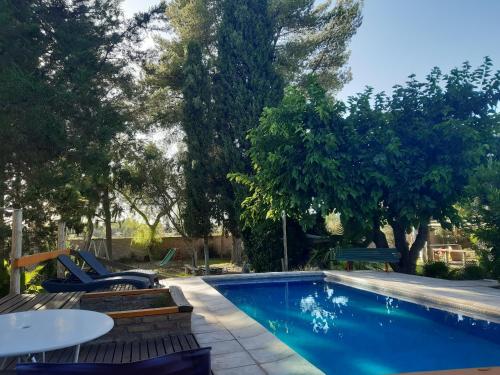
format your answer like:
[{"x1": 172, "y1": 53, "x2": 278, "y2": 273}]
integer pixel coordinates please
[
  {"x1": 324, "y1": 270, "x2": 500, "y2": 323},
  {"x1": 161, "y1": 274, "x2": 324, "y2": 375},
  {"x1": 162, "y1": 271, "x2": 500, "y2": 374}
]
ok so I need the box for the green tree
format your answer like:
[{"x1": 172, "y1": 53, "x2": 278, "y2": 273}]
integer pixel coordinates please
[
  {"x1": 464, "y1": 160, "x2": 500, "y2": 279},
  {"x1": 212, "y1": 0, "x2": 283, "y2": 264},
  {"x1": 115, "y1": 143, "x2": 179, "y2": 260},
  {"x1": 0, "y1": 0, "x2": 62, "y2": 255},
  {"x1": 145, "y1": 0, "x2": 361, "y2": 264},
  {"x1": 361, "y1": 60, "x2": 499, "y2": 273},
  {"x1": 181, "y1": 41, "x2": 214, "y2": 272},
  {"x1": 0, "y1": 0, "x2": 163, "y2": 258},
  {"x1": 242, "y1": 60, "x2": 499, "y2": 274}
]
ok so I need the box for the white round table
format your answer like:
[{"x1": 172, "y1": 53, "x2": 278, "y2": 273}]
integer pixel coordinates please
[{"x1": 0, "y1": 309, "x2": 114, "y2": 365}]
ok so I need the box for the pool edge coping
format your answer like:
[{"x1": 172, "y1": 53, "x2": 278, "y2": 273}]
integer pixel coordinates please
[
  {"x1": 323, "y1": 271, "x2": 500, "y2": 324},
  {"x1": 204, "y1": 270, "x2": 500, "y2": 323},
  {"x1": 165, "y1": 270, "x2": 500, "y2": 374},
  {"x1": 163, "y1": 275, "x2": 325, "y2": 375}
]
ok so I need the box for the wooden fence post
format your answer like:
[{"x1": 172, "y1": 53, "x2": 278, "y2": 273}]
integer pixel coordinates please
[
  {"x1": 57, "y1": 221, "x2": 66, "y2": 278},
  {"x1": 10, "y1": 209, "x2": 22, "y2": 295}
]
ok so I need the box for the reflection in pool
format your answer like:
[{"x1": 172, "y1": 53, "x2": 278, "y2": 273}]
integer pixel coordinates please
[{"x1": 211, "y1": 277, "x2": 500, "y2": 375}]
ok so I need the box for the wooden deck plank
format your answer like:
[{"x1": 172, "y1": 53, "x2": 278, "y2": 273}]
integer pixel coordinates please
[
  {"x1": 2, "y1": 294, "x2": 39, "y2": 313},
  {"x1": 147, "y1": 339, "x2": 157, "y2": 359},
  {"x1": 0, "y1": 294, "x2": 21, "y2": 309},
  {"x1": 0, "y1": 333, "x2": 199, "y2": 370},
  {"x1": 15, "y1": 293, "x2": 56, "y2": 312},
  {"x1": 112, "y1": 342, "x2": 124, "y2": 364},
  {"x1": 103, "y1": 342, "x2": 115, "y2": 363},
  {"x1": 155, "y1": 337, "x2": 166, "y2": 357},
  {"x1": 47, "y1": 348, "x2": 67, "y2": 364},
  {"x1": 20, "y1": 293, "x2": 55, "y2": 312},
  {"x1": 83, "y1": 343, "x2": 100, "y2": 363},
  {"x1": 139, "y1": 341, "x2": 149, "y2": 361},
  {"x1": 78, "y1": 344, "x2": 92, "y2": 363},
  {"x1": 186, "y1": 333, "x2": 200, "y2": 350},
  {"x1": 130, "y1": 341, "x2": 140, "y2": 362},
  {"x1": 177, "y1": 334, "x2": 191, "y2": 351},
  {"x1": 122, "y1": 341, "x2": 132, "y2": 363},
  {"x1": 2, "y1": 356, "x2": 17, "y2": 370},
  {"x1": 163, "y1": 335, "x2": 175, "y2": 354},
  {"x1": 59, "y1": 347, "x2": 75, "y2": 363},
  {"x1": 40, "y1": 292, "x2": 77, "y2": 310},
  {"x1": 0, "y1": 294, "x2": 36, "y2": 313},
  {"x1": 170, "y1": 335, "x2": 182, "y2": 353},
  {"x1": 61, "y1": 292, "x2": 85, "y2": 309},
  {"x1": 94, "y1": 343, "x2": 107, "y2": 363}
]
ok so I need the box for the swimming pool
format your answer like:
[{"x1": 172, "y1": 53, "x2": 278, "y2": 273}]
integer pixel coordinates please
[{"x1": 210, "y1": 276, "x2": 500, "y2": 375}]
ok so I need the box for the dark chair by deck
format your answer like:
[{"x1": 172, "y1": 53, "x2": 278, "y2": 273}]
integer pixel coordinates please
[
  {"x1": 16, "y1": 347, "x2": 211, "y2": 375},
  {"x1": 76, "y1": 250, "x2": 159, "y2": 284},
  {"x1": 330, "y1": 248, "x2": 401, "y2": 272},
  {"x1": 42, "y1": 255, "x2": 152, "y2": 292}
]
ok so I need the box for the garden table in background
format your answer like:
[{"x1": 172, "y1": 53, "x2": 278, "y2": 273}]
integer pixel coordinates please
[{"x1": 0, "y1": 309, "x2": 113, "y2": 369}]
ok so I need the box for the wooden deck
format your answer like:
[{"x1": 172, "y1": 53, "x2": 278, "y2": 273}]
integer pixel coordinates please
[
  {"x1": 0, "y1": 334, "x2": 201, "y2": 372},
  {"x1": 0, "y1": 292, "x2": 201, "y2": 373},
  {"x1": 0, "y1": 292, "x2": 83, "y2": 313}
]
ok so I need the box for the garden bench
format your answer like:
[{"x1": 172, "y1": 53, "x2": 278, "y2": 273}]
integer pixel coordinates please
[{"x1": 330, "y1": 248, "x2": 401, "y2": 272}]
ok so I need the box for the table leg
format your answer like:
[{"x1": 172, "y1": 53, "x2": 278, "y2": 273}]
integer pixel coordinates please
[
  {"x1": 42, "y1": 352, "x2": 45, "y2": 363},
  {"x1": 0, "y1": 357, "x2": 7, "y2": 370},
  {"x1": 74, "y1": 344, "x2": 80, "y2": 363}
]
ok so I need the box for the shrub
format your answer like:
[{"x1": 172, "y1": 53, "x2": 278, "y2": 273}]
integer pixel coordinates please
[
  {"x1": 422, "y1": 261, "x2": 450, "y2": 279},
  {"x1": 0, "y1": 260, "x2": 9, "y2": 297},
  {"x1": 243, "y1": 218, "x2": 310, "y2": 272},
  {"x1": 131, "y1": 224, "x2": 165, "y2": 260},
  {"x1": 455, "y1": 264, "x2": 486, "y2": 280}
]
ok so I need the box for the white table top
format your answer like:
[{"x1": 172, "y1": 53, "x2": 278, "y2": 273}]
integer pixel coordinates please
[{"x1": 0, "y1": 309, "x2": 114, "y2": 357}]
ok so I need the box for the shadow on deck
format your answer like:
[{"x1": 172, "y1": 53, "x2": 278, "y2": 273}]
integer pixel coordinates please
[
  {"x1": 1, "y1": 334, "x2": 200, "y2": 373},
  {"x1": 0, "y1": 291, "x2": 202, "y2": 374}
]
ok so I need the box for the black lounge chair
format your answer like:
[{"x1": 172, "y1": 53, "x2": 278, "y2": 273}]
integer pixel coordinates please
[
  {"x1": 76, "y1": 250, "x2": 159, "y2": 284},
  {"x1": 42, "y1": 255, "x2": 152, "y2": 293},
  {"x1": 16, "y1": 347, "x2": 211, "y2": 375}
]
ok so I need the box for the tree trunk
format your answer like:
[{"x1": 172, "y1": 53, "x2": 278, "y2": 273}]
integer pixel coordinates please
[
  {"x1": 409, "y1": 221, "x2": 430, "y2": 269},
  {"x1": 83, "y1": 214, "x2": 94, "y2": 251},
  {"x1": 192, "y1": 244, "x2": 198, "y2": 267},
  {"x1": 390, "y1": 220, "x2": 429, "y2": 274},
  {"x1": 372, "y1": 215, "x2": 389, "y2": 248},
  {"x1": 203, "y1": 236, "x2": 210, "y2": 275},
  {"x1": 391, "y1": 221, "x2": 411, "y2": 273},
  {"x1": 231, "y1": 236, "x2": 243, "y2": 265},
  {"x1": 147, "y1": 223, "x2": 158, "y2": 261},
  {"x1": 102, "y1": 187, "x2": 113, "y2": 260}
]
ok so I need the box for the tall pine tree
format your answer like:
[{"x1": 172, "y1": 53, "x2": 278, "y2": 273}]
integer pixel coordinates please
[
  {"x1": 182, "y1": 41, "x2": 214, "y2": 273},
  {"x1": 213, "y1": 0, "x2": 283, "y2": 264}
]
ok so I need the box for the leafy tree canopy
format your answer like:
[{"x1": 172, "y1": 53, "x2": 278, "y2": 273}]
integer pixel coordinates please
[{"x1": 241, "y1": 59, "x2": 500, "y2": 273}]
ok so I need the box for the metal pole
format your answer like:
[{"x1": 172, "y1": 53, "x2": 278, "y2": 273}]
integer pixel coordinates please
[
  {"x1": 10, "y1": 209, "x2": 22, "y2": 294},
  {"x1": 282, "y1": 211, "x2": 288, "y2": 272}
]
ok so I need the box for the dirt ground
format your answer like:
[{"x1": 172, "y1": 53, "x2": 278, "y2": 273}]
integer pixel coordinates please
[{"x1": 122, "y1": 258, "x2": 242, "y2": 278}]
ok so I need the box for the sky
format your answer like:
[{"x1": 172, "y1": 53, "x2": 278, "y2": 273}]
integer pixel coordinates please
[{"x1": 121, "y1": 0, "x2": 500, "y2": 101}]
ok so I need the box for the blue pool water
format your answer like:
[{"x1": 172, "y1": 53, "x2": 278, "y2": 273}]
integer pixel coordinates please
[{"x1": 211, "y1": 277, "x2": 500, "y2": 375}]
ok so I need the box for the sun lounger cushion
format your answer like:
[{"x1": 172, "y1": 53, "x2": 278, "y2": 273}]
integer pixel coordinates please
[
  {"x1": 41, "y1": 255, "x2": 152, "y2": 292},
  {"x1": 76, "y1": 250, "x2": 158, "y2": 284}
]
